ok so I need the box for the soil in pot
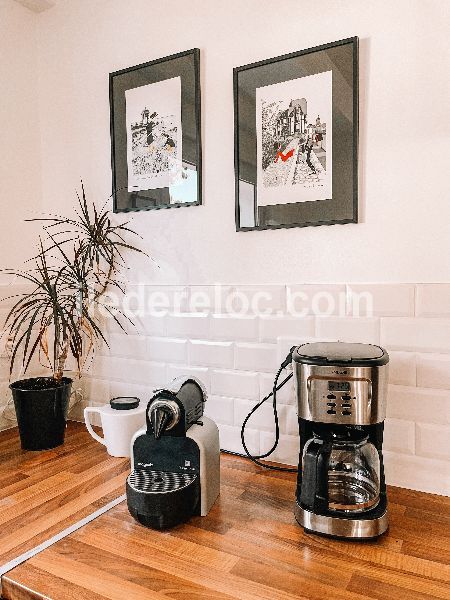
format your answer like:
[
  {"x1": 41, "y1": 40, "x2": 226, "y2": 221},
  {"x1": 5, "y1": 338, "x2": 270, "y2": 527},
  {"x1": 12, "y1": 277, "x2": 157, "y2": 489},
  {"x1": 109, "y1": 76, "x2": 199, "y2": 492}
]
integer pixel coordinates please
[{"x1": 10, "y1": 377, "x2": 72, "y2": 451}]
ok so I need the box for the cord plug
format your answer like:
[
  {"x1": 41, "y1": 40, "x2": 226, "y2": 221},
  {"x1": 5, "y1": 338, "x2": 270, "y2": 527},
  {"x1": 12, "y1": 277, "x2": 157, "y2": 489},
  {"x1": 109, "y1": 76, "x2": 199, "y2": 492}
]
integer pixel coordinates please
[{"x1": 280, "y1": 346, "x2": 297, "y2": 370}]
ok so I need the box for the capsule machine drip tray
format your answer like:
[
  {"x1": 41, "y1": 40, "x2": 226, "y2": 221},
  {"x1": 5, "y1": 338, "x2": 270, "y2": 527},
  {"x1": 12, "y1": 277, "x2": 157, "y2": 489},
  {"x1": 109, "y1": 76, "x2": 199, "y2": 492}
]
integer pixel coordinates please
[
  {"x1": 126, "y1": 468, "x2": 200, "y2": 530},
  {"x1": 127, "y1": 469, "x2": 197, "y2": 494}
]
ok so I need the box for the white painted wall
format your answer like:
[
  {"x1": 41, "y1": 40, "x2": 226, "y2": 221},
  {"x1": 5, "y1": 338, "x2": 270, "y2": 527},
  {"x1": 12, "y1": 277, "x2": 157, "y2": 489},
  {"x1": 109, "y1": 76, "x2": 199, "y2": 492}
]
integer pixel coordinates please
[
  {"x1": 34, "y1": 0, "x2": 450, "y2": 285},
  {"x1": 0, "y1": 0, "x2": 42, "y2": 270}
]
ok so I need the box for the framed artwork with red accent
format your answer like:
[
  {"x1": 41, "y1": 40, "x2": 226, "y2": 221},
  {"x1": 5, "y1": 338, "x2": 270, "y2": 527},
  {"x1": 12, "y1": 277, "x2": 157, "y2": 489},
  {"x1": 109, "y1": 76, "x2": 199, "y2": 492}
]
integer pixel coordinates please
[{"x1": 233, "y1": 38, "x2": 358, "y2": 231}]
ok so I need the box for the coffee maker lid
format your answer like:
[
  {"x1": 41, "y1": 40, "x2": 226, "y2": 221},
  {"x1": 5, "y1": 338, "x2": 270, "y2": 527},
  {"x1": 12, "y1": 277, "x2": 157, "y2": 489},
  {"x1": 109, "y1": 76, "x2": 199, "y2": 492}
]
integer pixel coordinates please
[{"x1": 293, "y1": 342, "x2": 389, "y2": 366}]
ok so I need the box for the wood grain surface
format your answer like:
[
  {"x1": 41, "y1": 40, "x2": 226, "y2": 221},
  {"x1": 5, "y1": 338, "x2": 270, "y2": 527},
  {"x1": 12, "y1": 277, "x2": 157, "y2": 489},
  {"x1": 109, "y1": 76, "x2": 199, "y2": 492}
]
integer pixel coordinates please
[
  {"x1": 1, "y1": 449, "x2": 449, "y2": 600},
  {"x1": 0, "y1": 422, "x2": 129, "y2": 570}
]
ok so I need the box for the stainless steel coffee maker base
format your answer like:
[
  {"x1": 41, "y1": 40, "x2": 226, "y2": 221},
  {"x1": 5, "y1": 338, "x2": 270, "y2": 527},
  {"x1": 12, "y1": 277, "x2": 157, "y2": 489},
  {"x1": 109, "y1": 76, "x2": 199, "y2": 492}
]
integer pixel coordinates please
[{"x1": 294, "y1": 502, "x2": 388, "y2": 539}]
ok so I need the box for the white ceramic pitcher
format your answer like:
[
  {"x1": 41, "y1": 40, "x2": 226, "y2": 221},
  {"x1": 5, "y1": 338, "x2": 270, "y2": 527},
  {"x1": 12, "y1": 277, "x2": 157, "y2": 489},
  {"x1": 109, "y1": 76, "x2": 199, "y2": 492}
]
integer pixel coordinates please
[{"x1": 84, "y1": 397, "x2": 146, "y2": 457}]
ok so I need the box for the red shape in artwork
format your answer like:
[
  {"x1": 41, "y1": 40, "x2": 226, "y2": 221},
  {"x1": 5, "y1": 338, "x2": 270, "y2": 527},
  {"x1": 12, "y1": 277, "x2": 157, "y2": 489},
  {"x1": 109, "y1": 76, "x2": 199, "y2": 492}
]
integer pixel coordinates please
[{"x1": 275, "y1": 148, "x2": 295, "y2": 163}]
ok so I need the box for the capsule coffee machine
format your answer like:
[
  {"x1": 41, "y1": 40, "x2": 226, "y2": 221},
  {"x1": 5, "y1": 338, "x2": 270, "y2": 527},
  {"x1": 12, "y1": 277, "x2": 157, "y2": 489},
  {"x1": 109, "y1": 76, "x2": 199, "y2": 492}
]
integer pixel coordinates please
[
  {"x1": 126, "y1": 377, "x2": 220, "y2": 530},
  {"x1": 293, "y1": 342, "x2": 389, "y2": 539}
]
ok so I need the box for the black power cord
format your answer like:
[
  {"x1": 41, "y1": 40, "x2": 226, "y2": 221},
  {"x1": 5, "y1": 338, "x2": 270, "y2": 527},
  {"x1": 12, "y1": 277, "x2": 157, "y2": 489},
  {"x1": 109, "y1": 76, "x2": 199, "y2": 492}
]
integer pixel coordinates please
[{"x1": 240, "y1": 347, "x2": 298, "y2": 473}]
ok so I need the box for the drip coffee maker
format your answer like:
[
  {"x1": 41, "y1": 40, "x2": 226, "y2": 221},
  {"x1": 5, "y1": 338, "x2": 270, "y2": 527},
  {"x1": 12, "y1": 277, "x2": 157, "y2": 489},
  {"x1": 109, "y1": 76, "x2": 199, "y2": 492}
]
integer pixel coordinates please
[{"x1": 293, "y1": 342, "x2": 389, "y2": 539}]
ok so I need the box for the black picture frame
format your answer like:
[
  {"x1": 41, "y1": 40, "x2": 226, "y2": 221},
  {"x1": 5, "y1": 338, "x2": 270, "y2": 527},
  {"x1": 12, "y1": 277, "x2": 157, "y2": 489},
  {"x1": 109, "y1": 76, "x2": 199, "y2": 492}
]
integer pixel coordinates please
[
  {"x1": 234, "y1": 37, "x2": 358, "y2": 232},
  {"x1": 110, "y1": 48, "x2": 202, "y2": 213}
]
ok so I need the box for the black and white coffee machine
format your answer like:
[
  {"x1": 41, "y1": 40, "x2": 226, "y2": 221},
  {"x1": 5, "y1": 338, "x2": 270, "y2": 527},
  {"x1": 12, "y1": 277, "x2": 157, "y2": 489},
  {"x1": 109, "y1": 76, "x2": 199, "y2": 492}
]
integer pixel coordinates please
[
  {"x1": 293, "y1": 342, "x2": 389, "y2": 539},
  {"x1": 126, "y1": 377, "x2": 220, "y2": 530}
]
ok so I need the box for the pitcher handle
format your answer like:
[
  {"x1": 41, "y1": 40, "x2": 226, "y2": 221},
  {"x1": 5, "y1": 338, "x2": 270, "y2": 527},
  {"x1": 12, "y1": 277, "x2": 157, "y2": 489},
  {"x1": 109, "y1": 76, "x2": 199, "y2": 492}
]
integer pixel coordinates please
[{"x1": 84, "y1": 407, "x2": 105, "y2": 445}]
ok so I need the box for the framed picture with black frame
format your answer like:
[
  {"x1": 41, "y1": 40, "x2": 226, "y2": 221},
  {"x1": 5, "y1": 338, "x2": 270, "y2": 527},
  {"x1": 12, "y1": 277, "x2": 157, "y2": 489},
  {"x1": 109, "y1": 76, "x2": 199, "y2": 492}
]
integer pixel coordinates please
[
  {"x1": 110, "y1": 48, "x2": 202, "y2": 213},
  {"x1": 234, "y1": 37, "x2": 358, "y2": 231}
]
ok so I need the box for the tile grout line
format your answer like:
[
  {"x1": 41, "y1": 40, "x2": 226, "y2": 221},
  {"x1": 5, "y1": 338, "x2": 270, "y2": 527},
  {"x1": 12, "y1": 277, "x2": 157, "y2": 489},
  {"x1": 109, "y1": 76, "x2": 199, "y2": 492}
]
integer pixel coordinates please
[{"x1": 0, "y1": 493, "x2": 127, "y2": 586}]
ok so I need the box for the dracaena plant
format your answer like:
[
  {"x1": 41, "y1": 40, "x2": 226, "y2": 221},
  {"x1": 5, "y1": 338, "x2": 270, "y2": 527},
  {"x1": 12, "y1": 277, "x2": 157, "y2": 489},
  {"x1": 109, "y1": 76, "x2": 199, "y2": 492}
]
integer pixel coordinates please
[{"x1": 2, "y1": 184, "x2": 144, "y2": 382}]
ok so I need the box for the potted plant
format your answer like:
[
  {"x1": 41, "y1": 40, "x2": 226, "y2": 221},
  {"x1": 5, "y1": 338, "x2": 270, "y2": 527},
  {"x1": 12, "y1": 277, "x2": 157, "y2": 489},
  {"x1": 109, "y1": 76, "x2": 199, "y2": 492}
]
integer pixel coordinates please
[{"x1": 2, "y1": 184, "x2": 143, "y2": 450}]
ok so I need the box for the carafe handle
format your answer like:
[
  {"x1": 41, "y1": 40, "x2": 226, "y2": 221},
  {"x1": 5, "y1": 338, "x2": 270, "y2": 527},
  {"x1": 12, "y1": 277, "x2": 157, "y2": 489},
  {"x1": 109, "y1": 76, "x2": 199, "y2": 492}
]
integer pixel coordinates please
[
  {"x1": 84, "y1": 407, "x2": 105, "y2": 446},
  {"x1": 300, "y1": 438, "x2": 331, "y2": 513}
]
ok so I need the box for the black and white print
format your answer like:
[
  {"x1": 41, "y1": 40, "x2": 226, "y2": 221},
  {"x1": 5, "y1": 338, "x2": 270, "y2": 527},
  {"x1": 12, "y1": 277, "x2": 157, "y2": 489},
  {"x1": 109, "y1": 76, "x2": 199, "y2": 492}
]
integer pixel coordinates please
[
  {"x1": 126, "y1": 77, "x2": 182, "y2": 192},
  {"x1": 256, "y1": 71, "x2": 332, "y2": 205}
]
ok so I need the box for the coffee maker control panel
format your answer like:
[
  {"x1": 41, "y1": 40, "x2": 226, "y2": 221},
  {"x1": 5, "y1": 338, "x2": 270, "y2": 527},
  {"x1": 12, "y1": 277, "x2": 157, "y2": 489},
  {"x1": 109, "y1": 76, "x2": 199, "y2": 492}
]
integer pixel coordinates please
[
  {"x1": 308, "y1": 377, "x2": 371, "y2": 425},
  {"x1": 294, "y1": 363, "x2": 387, "y2": 425}
]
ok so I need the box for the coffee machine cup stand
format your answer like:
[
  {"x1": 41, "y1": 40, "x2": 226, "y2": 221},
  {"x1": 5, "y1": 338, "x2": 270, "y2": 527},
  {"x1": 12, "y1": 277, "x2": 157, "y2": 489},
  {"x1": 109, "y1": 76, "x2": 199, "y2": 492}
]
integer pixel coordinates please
[
  {"x1": 126, "y1": 376, "x2": 220, "y2": 530},
  {"x1": 292, "y1": 342, "x2": 389, "y2": 540}
]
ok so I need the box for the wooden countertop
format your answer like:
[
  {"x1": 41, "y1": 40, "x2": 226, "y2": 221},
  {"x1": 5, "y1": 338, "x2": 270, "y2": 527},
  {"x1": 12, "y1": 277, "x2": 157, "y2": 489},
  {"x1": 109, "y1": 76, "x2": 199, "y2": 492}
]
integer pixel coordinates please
[
  {"x1": 1, "y1": 435, "x2": 449, "y2": 600},
  {"x1": 0, "y1": 422, "x2": 128, "y2": 570}
]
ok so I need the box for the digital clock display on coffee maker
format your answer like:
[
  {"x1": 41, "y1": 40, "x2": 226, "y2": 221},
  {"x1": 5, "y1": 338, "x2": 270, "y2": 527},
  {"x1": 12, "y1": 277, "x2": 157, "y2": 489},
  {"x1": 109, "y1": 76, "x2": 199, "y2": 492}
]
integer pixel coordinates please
[{"x1": 328, "y1": 380, "x2": 351, "y2": 392}]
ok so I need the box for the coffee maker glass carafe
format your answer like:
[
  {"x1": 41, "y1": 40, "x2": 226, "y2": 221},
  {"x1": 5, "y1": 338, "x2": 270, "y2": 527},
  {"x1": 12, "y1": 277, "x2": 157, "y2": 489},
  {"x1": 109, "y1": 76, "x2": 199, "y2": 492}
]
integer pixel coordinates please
[
  {"x1": 301, "y1": 429, "x2": 380, "y2": 514},
  {"x1": 327, "y1": 434, "x2": 380, "y2": 512}
]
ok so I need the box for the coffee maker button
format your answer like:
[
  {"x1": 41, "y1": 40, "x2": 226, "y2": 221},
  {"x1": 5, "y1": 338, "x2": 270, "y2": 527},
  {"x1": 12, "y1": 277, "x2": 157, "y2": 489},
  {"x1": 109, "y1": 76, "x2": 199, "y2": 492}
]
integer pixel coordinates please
[
  {"x1": 327, "y1": 394, "x2": 336, "y2": 400},
  {"x1": 327, "y1": 402, "x2": 336, "y2": 407},
  {"x1": 327, "y1": 409, "x2": 336, "y2": 415},
  {"x1": 342, "y1": 410, "x2": 352, "y2": 416},
  {"x1": 341, "y1": 403, "x2": 352, "y2": 408},
  {"x1": 342, "y1": 395, "x2": 351, "y2": 401}
]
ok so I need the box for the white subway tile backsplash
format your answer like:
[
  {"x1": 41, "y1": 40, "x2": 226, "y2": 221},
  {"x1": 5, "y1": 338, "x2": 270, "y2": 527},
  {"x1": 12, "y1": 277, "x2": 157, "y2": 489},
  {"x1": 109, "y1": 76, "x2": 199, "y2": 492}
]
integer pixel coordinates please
[
  {"x1": 235, "y1": 343, "x2": 278, "y2": 373},
  {"x1": 105, "y1": 333, "x2": 147, "y2": 360},
  {"x1": 126, "y1": 313, "x2": 166, "y2": 336},
  {"x1": 203, "y1": 395, "x2": 234, "y2": 426},
  {"x1": 285, "y1": 405, "x2": 299, "y2": 436},
  {"x1": 219, "y1": 423, "x2": 260, "y2": 456},
  {"x1": 259, "y1": 372, "x2": 295, "y2": 405},
  {"x1": 388, "y1": 351, "x2": 417, "y2": 386},
  {"x1": 259, "y1": 315, "x2": 315, "y2": 343},
  {"x1": 102, "y1": 309, "x2": 166, "y2": 339},
  {"x1": 210, "y1": 315, "x2": 258, "y2": 341},
  {"x1": 384, "y1": 451, "x2": 450, "y2": 496},
  {"x1": 231, "y1": 285, "x2": 285, "y2": 314},
  {"x1": 347, "y1": 284, "x2": 415, "y2": 317},
  {"x1": 316, "y1": 317, "x2": 380, "y2": 344},
  {"x1": 83, "y1": 377, "x2": 110, "y2": 404},
  {"x1": 84, "y1": 377, "x2": 162, "y2": 411},
  {"x1": 166, "y1": 313, "x2": 209, "y2": 339},
  {"x1": 146, "y1": 337, "x2": 188, "y2": 364},
  {"x1": 381, "y1": 318, "x2": 450, "y2": 353},
  {"x1": 387, "y1": 385, "x2": 450, "y2": 425},
  {"x1": 92, "y1": 356, "x2": 166, "y2": 387},
  {"x1": 189, "y1": 340, "x2": 234, "y2": 368},
  {"x1": 286, "y1": 284, "x2": 346, "y2": 316},
  {"x1": 144, "y1": 285, "x2": 190, "y2": 312},
  {"x1": 187, "y1": 285, "x2": 234, "y2": 313},
  {"x1": 234, "y1": 397, "x2": 286, "y2": 432},
  {"x1": 2, "y1": 281, "x2": 449, "y2": 497},
  {"x1": 166, "y1": 364, "x2": 210, "y2": 391},
  {"x1": 260, "y1": 432, "x2": 299, "y2": 466},
  {"x1": 108, "y1": 380, "x2": 154, "y2": 402},
  {"x1": 383, "y1": 418, "x2": 415, "y2": 454},
  {"x1": 416, "y1": 284, "x2": 450, "y2": 317},
  {"x1": 211, "y1": 369, "x2": 258, "y2": 399},
  {"x1": 417, "y1": 353, "x2": 450, "y2": 390},
  {"x1": 120, "y1": 284, "x2": 189, "y2": 313},
  {"x1": 416, "y1": 422, "x2": 450, "y2": 460}
]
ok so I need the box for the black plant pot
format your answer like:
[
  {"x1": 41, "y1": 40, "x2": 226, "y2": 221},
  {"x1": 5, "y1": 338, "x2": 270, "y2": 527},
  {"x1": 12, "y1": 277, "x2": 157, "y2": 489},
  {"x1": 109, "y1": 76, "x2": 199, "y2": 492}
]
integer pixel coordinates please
[{"x1": 9, "y1": 377, "x2": 72, "y2": 451}]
